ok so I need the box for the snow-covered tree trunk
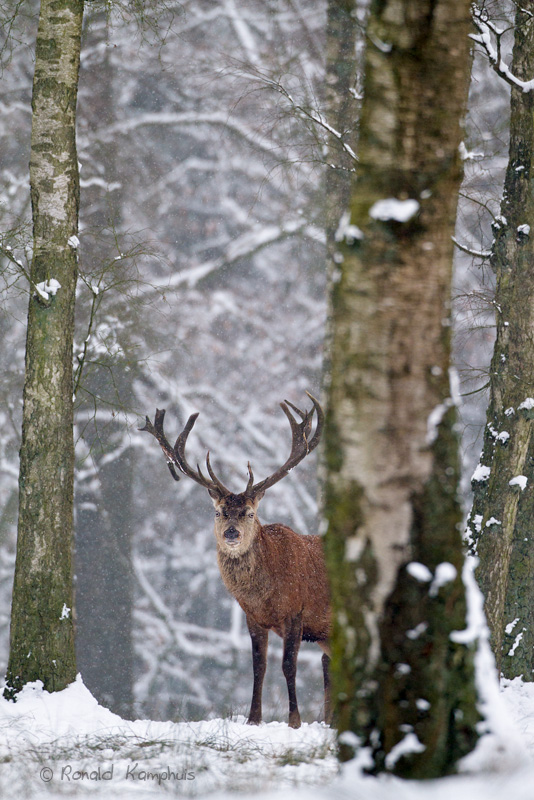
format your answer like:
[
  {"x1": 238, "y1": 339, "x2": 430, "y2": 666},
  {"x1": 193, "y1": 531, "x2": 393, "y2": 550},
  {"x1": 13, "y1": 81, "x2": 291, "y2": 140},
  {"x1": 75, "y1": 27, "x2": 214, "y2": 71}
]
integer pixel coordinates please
[
  {"x1": 467, "y1": 7, "x2": 534, "y2": 679},
  {"x1": 4, "y1": 0, "x2": 83, "y2": 696},
  {"x1": 322, "y1": 0, "x2": 479, "y2": 777}
]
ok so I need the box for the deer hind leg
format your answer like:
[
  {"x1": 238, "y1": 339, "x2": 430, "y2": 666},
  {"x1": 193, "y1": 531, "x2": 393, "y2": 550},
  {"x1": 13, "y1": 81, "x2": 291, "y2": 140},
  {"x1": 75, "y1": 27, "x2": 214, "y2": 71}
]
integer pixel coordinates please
[
  {"x1": 321, "y1": 651, "x2": 332, "y2": 725},
  {"x1": 282, "y1": 612, "x2": 303, "y2": 729},
  {"x1": 246, "y1": 616, "x2": 268, "y2": 725}
]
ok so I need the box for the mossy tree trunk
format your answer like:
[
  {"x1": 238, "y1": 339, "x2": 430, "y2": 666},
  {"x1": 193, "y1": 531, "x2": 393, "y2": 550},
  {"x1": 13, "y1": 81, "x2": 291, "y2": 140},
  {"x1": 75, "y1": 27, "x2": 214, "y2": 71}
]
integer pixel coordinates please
[
  {"x1": 4, "y1": 0, "x2": 84, "y2": 696},
  {"x1": 323, "y1": 0, "x2": 479, "y2": 778},
  {"x1": 467, "y1": 8, "x2": 534, "y2": 679}
]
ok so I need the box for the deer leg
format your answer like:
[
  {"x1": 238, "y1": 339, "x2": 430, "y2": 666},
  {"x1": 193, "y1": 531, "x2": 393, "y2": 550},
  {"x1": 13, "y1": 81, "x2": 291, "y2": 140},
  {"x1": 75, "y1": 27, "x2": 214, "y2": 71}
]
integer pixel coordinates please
[
  {"x1": 246, "y1": 616, "x2": 268, "y2": 725},
  {"x1": 282, "y1": 612, "x2": 303, "y2": 729},
  {"x1": 322, "y1": 651, "x2": 332, "y2": 725}
]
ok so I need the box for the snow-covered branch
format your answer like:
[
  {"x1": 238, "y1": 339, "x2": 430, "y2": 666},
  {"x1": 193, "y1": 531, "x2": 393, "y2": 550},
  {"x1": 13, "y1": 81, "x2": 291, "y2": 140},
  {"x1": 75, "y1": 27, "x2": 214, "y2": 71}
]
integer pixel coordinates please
[
  {"x1": 471, "y1": 6, "x2": 534, "y2": 92},
  {"x1": 234, "y1": 68, "x2": 358, "y2": 165},
  {"x1": 156, "y1": 219, "x2": 324, "y2": 290},
  {"x1": 452, "y1": 236, "x2": 492, "y2": 259}
]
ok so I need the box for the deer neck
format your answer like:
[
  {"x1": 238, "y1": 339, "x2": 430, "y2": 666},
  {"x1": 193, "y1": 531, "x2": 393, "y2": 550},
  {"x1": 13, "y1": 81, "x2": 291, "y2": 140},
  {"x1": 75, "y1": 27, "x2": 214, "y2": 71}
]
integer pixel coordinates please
[{"x1": 216, "y1": 530, "x2": 271, "y2": 604}]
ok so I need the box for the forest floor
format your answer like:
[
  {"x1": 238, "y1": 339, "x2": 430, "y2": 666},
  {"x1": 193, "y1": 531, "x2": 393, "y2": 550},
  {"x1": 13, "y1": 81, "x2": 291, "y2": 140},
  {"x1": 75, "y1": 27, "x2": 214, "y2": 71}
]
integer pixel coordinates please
[{"x1": 1, "y1": 672, "x2": 534, "y2": 799}]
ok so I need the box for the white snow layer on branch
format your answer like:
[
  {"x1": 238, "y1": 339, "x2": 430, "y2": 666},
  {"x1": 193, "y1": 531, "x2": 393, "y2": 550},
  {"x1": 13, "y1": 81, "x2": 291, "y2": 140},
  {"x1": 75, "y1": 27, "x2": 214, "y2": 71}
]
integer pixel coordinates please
[
  {"x1": 159, "y1": 220, "x2": 323, "y2": 290},
  {"x1": 471, "y1": 11, "x2": 534, "y2": 93},
  {"x1": 451, "y1": 236, "x2": 492, "y2": 258}
]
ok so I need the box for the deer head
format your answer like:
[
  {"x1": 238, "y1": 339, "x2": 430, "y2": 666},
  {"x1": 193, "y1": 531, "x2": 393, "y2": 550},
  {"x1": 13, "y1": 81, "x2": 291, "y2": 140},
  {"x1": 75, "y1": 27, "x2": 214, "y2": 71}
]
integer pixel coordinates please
[{"x1": 140, "y1": 393, "x2": 324, "y2": 556}]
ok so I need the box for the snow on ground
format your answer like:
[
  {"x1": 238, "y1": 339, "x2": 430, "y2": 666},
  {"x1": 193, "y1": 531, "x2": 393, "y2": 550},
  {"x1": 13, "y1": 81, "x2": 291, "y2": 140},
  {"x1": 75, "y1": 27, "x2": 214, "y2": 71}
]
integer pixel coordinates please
[{"x1": 2, "y1": 674, "x2": 534, "y2": 798}]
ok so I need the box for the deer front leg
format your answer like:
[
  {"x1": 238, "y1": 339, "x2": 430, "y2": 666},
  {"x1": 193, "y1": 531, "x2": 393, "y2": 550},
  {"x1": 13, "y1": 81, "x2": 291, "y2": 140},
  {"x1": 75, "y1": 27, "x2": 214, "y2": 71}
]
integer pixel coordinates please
[
  {"x1": 282, "y1": 612, "x2": 303, "y2": 729},
  {"x1": 246, "y1": 616, "x2": 268, "y2": 725}
]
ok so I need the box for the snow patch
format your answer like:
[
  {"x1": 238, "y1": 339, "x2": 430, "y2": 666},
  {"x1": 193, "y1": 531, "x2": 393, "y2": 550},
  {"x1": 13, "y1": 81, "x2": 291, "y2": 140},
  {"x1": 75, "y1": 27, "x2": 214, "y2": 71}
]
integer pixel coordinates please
[
  {"x1": 406, "y1": 562, "x2": 432, "y2": 583},
  {"x1": 518, "y1": 398, "x2": 534, "y2": 410},
  {"x1": 429, "y1": 562, "x2": 457, "y2": 597},
  {"x1": 459, "y1": 141, "x2": 484, "y2": 161},
  {"x1": 509, "y1": 475, "x2": 528, "y2": 491},
  {"x1": 473, "y1": 514, "x2": 483, "y2": 533},
  {"x1": 508, "y1": 630, "x2": 525, "y2": 657},
  {"x1": 335, "y1": 211, "x2": 364, "y2": 244},
  {"x1": 406, "y1": 622, "x2": 428, "y2": 641},
  {"x1": 369, "y1": 198, "x2": 420, "y2": 223},
  {"x1": 35, "y1": 279, "x2": 61, "y2": 300},
  {"x1": 472, "y1": 464, "x2": 491, "y2": 482},
  {"x1": 384, "y1": 732, "x2": 425, "y2": 770}
]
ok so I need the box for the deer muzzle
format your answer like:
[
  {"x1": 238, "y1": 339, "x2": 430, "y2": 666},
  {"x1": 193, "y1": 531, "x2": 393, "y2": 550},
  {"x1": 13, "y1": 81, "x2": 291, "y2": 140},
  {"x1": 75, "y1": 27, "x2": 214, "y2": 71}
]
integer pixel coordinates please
[{"x1": 224, "y1": 526, "x2": 240, "y2": 541}]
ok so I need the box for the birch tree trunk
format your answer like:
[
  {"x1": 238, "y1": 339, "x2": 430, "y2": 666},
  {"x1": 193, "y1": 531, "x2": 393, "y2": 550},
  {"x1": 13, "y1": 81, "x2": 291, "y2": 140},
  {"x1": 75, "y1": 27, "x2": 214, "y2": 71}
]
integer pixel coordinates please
[
  {"x1": 323, "y1": 0, "x2": 479, "y2": 777},
  {"x1": 4, "y1": 0, "x2": 84, "y2": 696},
  {"x1": 467, "y1": 7, "x2": 534, "y2": 679}
]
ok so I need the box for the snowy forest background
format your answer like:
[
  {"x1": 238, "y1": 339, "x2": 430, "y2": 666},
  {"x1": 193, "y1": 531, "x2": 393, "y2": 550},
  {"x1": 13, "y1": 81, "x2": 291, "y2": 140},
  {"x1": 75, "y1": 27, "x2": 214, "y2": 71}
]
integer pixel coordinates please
[{"x1": 0, "y1": 0, "x2": 511, "y2": 724}]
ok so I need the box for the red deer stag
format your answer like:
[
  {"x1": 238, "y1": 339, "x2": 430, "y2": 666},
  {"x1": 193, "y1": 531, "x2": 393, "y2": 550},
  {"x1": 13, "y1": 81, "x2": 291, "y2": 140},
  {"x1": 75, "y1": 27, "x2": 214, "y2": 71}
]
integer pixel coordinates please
[{"x1": 141, "y1": 393, "x2": 330, "y2": 728}]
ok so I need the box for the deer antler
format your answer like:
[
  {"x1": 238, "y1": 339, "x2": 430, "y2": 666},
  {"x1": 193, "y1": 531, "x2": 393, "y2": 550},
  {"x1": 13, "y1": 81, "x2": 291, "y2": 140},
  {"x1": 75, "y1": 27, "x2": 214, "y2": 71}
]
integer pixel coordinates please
[
  {"x1": 140, "y1": 409, "x2": 231, "y2": 499},
  {"x1": 139, "y1": 408, "x2": 182, "y2": 482},
  {"x1": 141, "y1": 392, "x2": 323, "y2": 500},
  {"x1": 174, "y1": 414, "x2": 232, "y2": 498},
  {"x1": 244, "y1": 391, "x2": 324, "y2": 499}
]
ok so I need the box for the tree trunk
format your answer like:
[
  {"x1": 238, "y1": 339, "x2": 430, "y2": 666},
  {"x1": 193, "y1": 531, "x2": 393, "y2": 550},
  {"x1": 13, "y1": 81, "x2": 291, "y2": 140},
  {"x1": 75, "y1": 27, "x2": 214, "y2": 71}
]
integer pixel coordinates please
[
  {"x1": 467, "y1": 7, "x2": 534, "y2": 679},
  {"x1": 74, "y1": 9, "x2": 134, "y2": 718},
  {"x1": 4, "y1": 0, "x2": 84, "y2": 696},
  {"x1": 323, "y1": 0, "x2": 479, "y2": 777}
]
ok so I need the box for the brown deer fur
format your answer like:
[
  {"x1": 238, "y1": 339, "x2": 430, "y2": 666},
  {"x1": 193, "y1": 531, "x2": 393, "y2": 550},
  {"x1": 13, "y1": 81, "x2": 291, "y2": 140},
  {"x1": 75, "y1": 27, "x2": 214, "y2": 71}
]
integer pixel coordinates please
[{"x1": 141, "y1": 395, "x2": 331, "y2": 728}]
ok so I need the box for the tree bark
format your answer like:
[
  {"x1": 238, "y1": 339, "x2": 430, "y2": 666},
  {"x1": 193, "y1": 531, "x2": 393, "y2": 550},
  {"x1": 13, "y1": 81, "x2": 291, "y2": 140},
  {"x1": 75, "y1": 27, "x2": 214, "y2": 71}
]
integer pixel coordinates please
[
  {"x1": 467, "y1": 7, "x2": 534, "y2": 678},
  {"x1": 323, "y1": 0, "x2": 479, "y2": 777},
  {"x1": 4, "y1": 0, "x2": 84, "y2": 696}
]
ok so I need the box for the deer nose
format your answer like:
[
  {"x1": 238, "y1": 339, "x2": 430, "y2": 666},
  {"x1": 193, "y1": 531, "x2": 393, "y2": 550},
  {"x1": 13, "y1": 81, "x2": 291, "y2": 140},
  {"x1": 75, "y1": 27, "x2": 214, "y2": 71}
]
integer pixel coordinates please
[{"x1": 224, "y1": 526, "x2": 240, "y2": 541}]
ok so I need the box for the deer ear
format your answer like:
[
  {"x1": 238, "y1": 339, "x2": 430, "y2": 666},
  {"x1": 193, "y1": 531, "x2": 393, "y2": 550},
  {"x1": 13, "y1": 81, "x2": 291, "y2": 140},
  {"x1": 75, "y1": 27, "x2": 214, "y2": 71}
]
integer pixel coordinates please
[
  {"x1": 209, "y1": 489, "x2": 223, "y2": 504},
  {"x1": 252, "y1": 491, "x2": 264, "y2": 505}
]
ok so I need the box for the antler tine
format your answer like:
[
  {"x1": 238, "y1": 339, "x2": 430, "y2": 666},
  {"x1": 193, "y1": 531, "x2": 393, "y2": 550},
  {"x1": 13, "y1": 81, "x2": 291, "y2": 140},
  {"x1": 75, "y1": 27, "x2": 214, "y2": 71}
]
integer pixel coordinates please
[
  {"x1": 304, "y1": 391, "x2": 324, "y2": 452},
  {"x1": 139, "y1": 408, "x2": 181, "y2": 482},
  {"x1": 206, "y1": 451, "x2": 232, "y2": 496},
  {"x1": 284, "y1": 399, "x2": 307, "y2": 420},
  {"x1": 171, "y1": 414, "x2": 229, "y2": 498},
  {"x1": 142, "y1": 409, "x2": 230, "y2": 498},
  {"x1": 281, "y1": 400, "x2": 313, "y2": 452},
  {"x1": 246, "y1": 393, "x2": 324, "y2": 498},
  {"x1": 245, "y1": 461, "x2": 255, "y2": 494}
]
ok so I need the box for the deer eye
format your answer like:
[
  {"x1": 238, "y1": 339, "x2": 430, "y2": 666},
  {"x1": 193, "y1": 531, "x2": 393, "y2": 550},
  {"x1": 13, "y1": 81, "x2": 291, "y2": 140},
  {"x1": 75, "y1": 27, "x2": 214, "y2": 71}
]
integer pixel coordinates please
[
  {"x1": 215, "y1": 511, "x2": 221, "y2": 518},
  {"x1": 248, "y1": 512, "x2": 254, "y2": 518}
]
